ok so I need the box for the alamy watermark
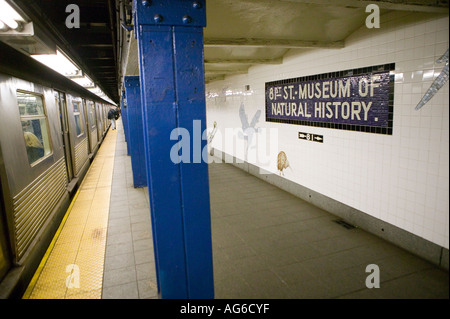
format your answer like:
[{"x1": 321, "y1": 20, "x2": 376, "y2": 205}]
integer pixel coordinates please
[
  {"x1": 65, "y1": 264, "x2": 80, "y2": 289},
  {"x1": 366, "y1": 4, "x2": 380, "y2": 29},
  {"x1": 365, "y1": 264, "x2": 381, "y2": 288},
  {"x1": 170, "y1": 120, "x2": 279, "y2": 175},
  {"x1": 65, "y1": 4, "x2": 80, "y2": 29},
  {"x1": 65, "y1": 3, "x2": 380, "y2": 30}
]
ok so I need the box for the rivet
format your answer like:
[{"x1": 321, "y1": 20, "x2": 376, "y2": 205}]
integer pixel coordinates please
[
  {"x1": 182, "y1": 15, "x2": 192, "y2": 24},
  {"x1": 142, "y1": 0, "x2": 151, "y2": 6},
  {"x1": 193, "y1": 1, "x2": 202, "y2": 9},
  {"x1": 154, "y1": 14, "x2": 163, "y2": 23}
]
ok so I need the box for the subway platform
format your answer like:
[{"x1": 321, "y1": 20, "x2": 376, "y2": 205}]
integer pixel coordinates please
[{"x1": 23, "y1": 118, "x2": 448, "y2": 299}]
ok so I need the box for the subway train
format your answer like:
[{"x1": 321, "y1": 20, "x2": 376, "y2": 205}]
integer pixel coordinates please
[{"x1": 0, "y1": 41, "x2": 115, "y2": 297}]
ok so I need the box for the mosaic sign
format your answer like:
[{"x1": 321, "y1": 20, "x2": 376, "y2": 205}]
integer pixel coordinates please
[{"x1": 265, "y1": 64, "x2": 395, "y2": 135}]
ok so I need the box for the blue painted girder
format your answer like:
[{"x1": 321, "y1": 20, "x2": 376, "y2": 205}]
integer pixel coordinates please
[
  {"x1": 135, "y1": 0, "x2": 214, "y2": 299},
  {"x1": 120, "y1": 93, "x2": 131, "y2": 155},
  {"x1": 124, "y1": 76, "x2": 147, "y2": 188}
]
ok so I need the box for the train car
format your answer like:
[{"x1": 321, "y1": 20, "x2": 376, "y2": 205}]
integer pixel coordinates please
[
  {"x1": 95, "y1": 102, "x2": 105, "y2": 145},
  {"x1": 65, "y1": 94, "x2": 90, "y2": 184},
  {"x1": 0, "y1": 42, "x2": 114, "y2": 297},
  {"x1": 0, "y1": 74, "x2": 69, "y2": 265},
  {"x1": 84, "y1": 99, "x2": 99, "y2": 158}
]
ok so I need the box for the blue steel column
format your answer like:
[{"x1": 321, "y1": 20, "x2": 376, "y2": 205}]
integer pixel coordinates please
[
  {"x1": 120, "y1": 93, "x2": 131, "y2": 155},
  {"x1": 124, "y1": 76, "x2": 147, "y2": 187},
  {"x1": 134, "y1": 0, "x2": 214, "y2": 298}
]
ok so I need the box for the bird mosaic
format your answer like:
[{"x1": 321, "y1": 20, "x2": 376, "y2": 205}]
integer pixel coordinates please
[
  {"x1": 238, "y1": 102, "x2": 261, "y2": 143},
  {"x1": 238, "y1": 103, "x2": 261, "y2": 160},
  {"x1": 415, "y1": 48, "x2": 449, "y2": 110},
  {"x1": 207, "y1": 121, "x2": 218, "y2": 144},
  {"x1": 277, "y1": 151, "x2": 292, "y2": 176},
  {"x1": 207, "y1": 121, "x2": 218, "y2": 156}
]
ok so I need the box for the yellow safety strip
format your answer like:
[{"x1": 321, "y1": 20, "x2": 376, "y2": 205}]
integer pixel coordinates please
[{"x1": 22, "y1": 129, "x2": 117, "y2": 299}]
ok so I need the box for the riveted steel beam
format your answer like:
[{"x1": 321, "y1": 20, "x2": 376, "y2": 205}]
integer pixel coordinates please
[
  {"x1": 204, "y1": 37, "x2": 345, "y2": 49},
  {"x1": 134, "y1": 0, "x2": 214, "y2": 299},
  {"x1": 124, "y1": 76, "x2": 147, "y2": 187},
  {"x1": 261, "y1": 0, "x2": 449, "y2": 13}
]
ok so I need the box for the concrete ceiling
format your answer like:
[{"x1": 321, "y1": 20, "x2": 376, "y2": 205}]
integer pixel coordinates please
[
  {"x1": 2, "y1": 0, "x2": 447, "y2": 102},
  {"x1": 203, "y1": 0, "x2": 365, "y2": 82},
  {"x1": 123, "y1": 0, "x2": 448, "y2": 85},
  {"x1": 202, "y1": 0, "x2": 448, "y2": 83}
]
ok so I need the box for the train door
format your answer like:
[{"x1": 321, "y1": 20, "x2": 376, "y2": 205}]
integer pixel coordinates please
[
  {"x1": 85, "y1": 101, "x2": 98, "y2": 154},
  {"x1": 102, "y1": 105, "x2": 107, "y2": 132},
  {"x1": 89, "y1": 101, "x2": 98, "y2": 152},
  {"x1": 82, "y1": 99, "x2": 92, "y2": 154},
  {"x1": 55, "y1": 91, "x2": 74, "y2": 181},
  {"x1": 95, "y1": 103, "x2": 102, "y2": 142},
  {"x1": 0, "y1": 179, "x2": 11, "y2": 282}
]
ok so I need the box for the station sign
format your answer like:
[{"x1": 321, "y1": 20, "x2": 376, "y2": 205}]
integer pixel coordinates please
[
  {"x1": 265, "y1": 64, "x2": 394, "y2": 135},
  {"x1": 298, "y1": 132, "x2": 323, "y2": 143}
]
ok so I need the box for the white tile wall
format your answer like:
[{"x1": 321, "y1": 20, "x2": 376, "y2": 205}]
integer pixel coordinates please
[{"x1": 206, "y1": 12, "x2": 449, "y2": 249}]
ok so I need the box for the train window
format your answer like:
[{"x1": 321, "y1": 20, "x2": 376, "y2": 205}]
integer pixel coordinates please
[
  {"x1": 17, "y1": 91, "x2": 53, "y2": 165},
  {"x1": 73, "y1": 101, "x2": 84, "y2": 136}
]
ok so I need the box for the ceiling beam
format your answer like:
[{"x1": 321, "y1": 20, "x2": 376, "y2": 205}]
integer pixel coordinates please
[
  {"x1": 205, "y1": 70, "x2": 249, "y2": 75},
  {"x1": 79, "y1": 44, "x2": 114, "y2": 48},
  {"x1": 205, "y1": 58, "x2": 283, "y2": 64},
  {"x1": 273, "y1": 0, "x2": 449, "y2": 13},
  {"x1": 204, "y1": 38, "x2": 345, "y2": 49},
  {"x1": 205, "y1": 75, "x2": 225, "y2": 82}
]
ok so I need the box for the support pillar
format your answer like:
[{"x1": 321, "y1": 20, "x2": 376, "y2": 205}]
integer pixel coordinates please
[
  {"x1": 124, "y1": 76, "x2": 147, "y2": 187},
  {"x1": 134, "y1": 0, "x2": 214, "y2": 299},
  {"x1": 120, "y1": 92, "x2": 131, "y2": 155}
]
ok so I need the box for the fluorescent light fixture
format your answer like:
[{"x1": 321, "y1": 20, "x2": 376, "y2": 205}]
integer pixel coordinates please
[
  {"x1": 0, "y1": 20, "x2": 7, "y2": 31},
  {"x1": 71, "y1": 75, "x2": 94, "y2": 88},
  {"x1": 4, "y1": 19, "x2": 19, "y2": 30},
  {"x1": 88, "y1": 87, "x2": 114, "y2": 105},
  {"x1": 32, "y1": 49, "x2": 115, "y2": 103},
  {"x1": 32, "y1": 50, "x2": 81, "y2": 77},
  {"x1": 0, "y1": 0, "x2": 25, "y2": 31},
  {"x1": 88, "y1": 87, "x2": 101, "y2": 93}
]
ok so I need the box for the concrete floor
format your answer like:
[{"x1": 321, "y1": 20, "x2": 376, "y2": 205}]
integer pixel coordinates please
[
  {"x1": 102, "y1": 121, "x2": 157, "y2": 299},
  {"x1": 209, "y1": 162, "x2": 449, "y2": 299},
  {"x1": 103, "y1": 119, "x2": 448, "y2": 299}
]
